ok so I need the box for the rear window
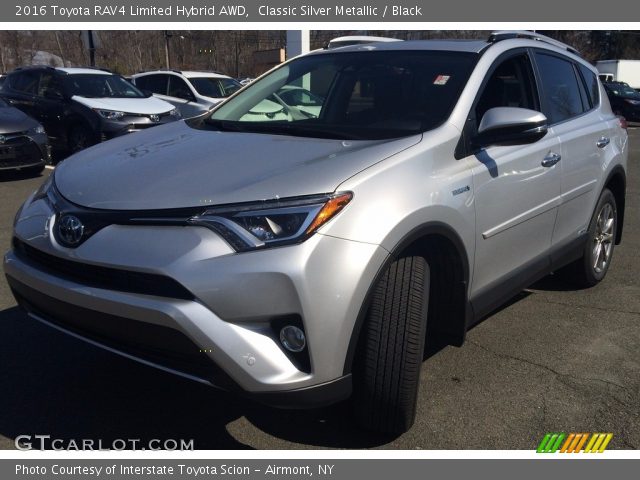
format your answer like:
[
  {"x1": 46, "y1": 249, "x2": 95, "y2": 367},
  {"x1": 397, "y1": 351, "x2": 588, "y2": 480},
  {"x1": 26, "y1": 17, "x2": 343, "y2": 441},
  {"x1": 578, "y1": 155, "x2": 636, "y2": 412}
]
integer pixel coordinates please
[
  {"x1": 578, "y1": 64, "x2": 599, "y2": 107},
  {"x1": 8, "y1": 71, "x2": 39, "y2": 95}
]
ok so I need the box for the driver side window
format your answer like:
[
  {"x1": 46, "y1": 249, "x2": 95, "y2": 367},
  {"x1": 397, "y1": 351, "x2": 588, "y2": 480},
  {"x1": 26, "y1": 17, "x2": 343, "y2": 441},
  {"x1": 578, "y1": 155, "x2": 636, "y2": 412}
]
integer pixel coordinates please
[{"x1": 475, "y1": 54, "x2": 538, "y2": 129}]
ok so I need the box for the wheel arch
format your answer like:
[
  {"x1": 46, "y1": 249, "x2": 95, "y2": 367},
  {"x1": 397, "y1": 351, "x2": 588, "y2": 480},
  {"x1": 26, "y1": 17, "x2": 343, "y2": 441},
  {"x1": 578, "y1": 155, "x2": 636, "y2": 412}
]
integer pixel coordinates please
[
  {"x1": 342, "y1": 222, "x2": 472, "y2": 375},
  {"x1": 604, "y1": 165, "x2": 626, "y2": 245}
]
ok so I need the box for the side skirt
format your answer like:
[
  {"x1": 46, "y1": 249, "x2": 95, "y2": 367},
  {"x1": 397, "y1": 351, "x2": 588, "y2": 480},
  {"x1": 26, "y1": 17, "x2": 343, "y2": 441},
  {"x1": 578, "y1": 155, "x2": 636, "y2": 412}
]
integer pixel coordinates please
[{"x1": 468, "y1": 233, "x2": 588, "y2": 327}]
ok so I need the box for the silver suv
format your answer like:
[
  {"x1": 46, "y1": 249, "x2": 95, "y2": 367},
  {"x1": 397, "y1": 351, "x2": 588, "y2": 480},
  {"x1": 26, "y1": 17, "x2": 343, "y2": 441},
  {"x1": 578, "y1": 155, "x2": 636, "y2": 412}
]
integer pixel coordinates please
[{"x1": 4, "y1": 32, "x2": 628, "y2": 434}]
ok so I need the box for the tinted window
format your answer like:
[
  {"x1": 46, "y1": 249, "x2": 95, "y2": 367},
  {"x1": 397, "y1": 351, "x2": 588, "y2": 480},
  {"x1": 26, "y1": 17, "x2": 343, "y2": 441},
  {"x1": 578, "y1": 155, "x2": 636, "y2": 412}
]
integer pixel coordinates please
[
  {"x1": 578, "y1": 64, "x2": 599, "y2": 107},
  {"x1": 190, "y1": 77, "x2": 241, "y2": 98},
  {"x1": 136, "y1": 74, "x2": 168, "y2": 95},
  {"x1": 9, "y1": 71, "x2": 40, "y2": 95},
  {"x1": 65, "y1": 74, "x2": 145, "y2": 98},
  {"x1": 168, "y1": 76, "x2": 194, "y2": 100},
  {"x1": 535, "y1": 53, "x2": 585, "y2": 123},
  {"x1": 475, "y1": 54, "x2": 538, "y2": 128},
  {"x1": 38, "y1": 73, "x2": 64, "y2": 98},
  {"x1": 209, "y1": 51, "x2": 477, "y2": 140}
]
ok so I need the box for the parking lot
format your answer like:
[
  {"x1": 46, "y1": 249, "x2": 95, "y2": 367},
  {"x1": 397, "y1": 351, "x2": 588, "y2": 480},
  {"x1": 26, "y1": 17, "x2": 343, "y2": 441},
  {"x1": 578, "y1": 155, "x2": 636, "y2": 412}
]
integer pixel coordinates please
[{"x1": 0, "y1": 130, "x2": 638, "y2": 450}]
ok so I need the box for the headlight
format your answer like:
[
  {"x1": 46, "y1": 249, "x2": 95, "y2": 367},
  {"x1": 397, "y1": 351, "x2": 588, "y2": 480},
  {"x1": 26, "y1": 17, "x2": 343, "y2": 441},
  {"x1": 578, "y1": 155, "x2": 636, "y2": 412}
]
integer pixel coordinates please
[
  {"x1": 94, "y1": 109, "x2": 126, "y2": 120},
  {"x1": 169, "y1": 108, "x2": 181, "y2": 118},
  {"x1": 189, "y1": 192, "x2": 352, "y2": 251},
  {"x1": 28, "y1": 124, "x2": 46, "y2": 135}
]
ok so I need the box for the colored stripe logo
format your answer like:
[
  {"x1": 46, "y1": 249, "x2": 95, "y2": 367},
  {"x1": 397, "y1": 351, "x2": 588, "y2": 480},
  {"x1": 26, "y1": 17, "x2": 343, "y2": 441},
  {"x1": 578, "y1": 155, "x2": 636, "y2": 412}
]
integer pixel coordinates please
[{"x1": 537, "y1": 433, "x2": 613, "y2": 453}]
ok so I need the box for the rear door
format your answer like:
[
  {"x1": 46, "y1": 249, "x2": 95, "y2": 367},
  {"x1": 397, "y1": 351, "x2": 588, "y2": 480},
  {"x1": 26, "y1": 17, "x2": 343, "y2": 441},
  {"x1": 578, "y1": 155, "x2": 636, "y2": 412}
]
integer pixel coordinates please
[
  {"x1": 466, "y1": 51, "x2": 562, "y2": 302},
  {"x1": 533, "y1": 52, "x2": 606, "y2": 249},
  {"x1": 34, "y1": 72, "x2": 67, "y2": 143}
]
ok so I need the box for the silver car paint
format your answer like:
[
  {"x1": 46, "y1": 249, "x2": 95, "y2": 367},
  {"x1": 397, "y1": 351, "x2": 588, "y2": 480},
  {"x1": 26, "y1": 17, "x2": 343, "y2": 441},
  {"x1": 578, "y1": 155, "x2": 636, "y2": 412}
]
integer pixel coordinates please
[
  {"x1": 55, "y1": 121, "x2": 421, "y2": 210},
  {"x1": 4, "y1": 37, "x2": 628, "y2": 396},
  {"x1": 6, "y1": 193, "x2": 387, "y2": 390}
]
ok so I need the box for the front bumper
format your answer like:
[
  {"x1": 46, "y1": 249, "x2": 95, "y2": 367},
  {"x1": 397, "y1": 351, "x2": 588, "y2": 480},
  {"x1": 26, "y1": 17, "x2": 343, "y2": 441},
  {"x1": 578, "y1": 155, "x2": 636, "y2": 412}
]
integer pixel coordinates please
[
  {"x1": 0, "y1": 133, "x2": 50, "y2": 171},
  {"x1": 4, "y1": 195, "x2": 387, "y2": 407},
  {"x1": 100, "y1": 114, "x2": 178, "y2": 140}
]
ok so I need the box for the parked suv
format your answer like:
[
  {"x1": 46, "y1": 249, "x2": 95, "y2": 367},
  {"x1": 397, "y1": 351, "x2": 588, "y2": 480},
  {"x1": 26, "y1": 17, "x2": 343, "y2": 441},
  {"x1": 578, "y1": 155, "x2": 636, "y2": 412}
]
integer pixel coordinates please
[
  {"x1": 131, "y1": 70, "x2": 242, "y2": 118},
  {"x1": 4, "y1": 32, "x2": 627, "y2": 434},
  {"x1": 602, "y1": 81, "x2": 640, "y2": 122},
  {"x1": 0, "y1": 66, "x2": 180, "y2": 152}
]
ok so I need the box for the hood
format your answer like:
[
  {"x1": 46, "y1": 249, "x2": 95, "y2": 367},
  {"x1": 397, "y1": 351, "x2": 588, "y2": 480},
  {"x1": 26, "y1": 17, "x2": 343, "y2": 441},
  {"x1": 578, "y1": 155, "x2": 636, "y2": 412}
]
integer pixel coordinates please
[
  {"x1": 0, "y1": 106, "x2": 39, "y2": 133},
  {"x1": 55, "y1": 121, "x2": 420, "y2": 210},
  {"x1": 72, "y1": 95, "x2": 174, "y2": 115}
]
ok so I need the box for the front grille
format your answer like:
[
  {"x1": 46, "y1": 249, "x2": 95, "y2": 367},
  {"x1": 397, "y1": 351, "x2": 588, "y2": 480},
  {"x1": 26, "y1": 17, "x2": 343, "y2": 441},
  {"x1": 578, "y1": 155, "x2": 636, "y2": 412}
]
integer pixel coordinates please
[
  {"x1": 0, "y1": 136, "x2": 42, "y2": 168},
  {"x1": 8, "y1": 277, "x2": 236, "y2": 389},
  {"x1": 12, "y1": 237, "x2": 195, "y2": 301}
]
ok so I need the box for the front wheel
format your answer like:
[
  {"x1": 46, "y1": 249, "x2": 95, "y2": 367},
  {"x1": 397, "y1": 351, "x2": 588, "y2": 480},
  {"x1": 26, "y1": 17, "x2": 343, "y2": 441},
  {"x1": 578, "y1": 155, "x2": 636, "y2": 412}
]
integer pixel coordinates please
[
  {"x1": 352, "y1": 255, "x2": 429, "y2": 434},
  {"x1": 68, "y1": 125, "x2": 96, "y2": 153},
  {"x1": 561, "y1": 188, "x2": 617, "y2": 287}
]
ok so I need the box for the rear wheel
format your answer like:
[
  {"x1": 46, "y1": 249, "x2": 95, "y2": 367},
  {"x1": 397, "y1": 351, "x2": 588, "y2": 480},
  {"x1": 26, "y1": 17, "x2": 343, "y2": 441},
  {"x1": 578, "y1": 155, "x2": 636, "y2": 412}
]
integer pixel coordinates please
[
  {"x1": 560, "y1": 188, "x2": 617, "y2": 287},
  {"x1": 352, "y1": 255, "x2": 429, "y2": 434}
]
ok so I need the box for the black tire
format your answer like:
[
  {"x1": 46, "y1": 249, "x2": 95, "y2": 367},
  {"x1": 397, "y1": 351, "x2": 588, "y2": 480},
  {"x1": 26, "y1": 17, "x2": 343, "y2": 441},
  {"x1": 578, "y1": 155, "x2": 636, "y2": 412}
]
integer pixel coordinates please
[
  {"x1": 68, "y1": 124, "x2": 96, "y2": 153},
  {"x1": 352, "y1": 255, "x2": 429, "y2": 434},
  {"x1": 560, "y1": 188, "x2": 617, "y2": 288},
  {"x1": 22, "y1": 164, "x2": 45, "y2": 176}
]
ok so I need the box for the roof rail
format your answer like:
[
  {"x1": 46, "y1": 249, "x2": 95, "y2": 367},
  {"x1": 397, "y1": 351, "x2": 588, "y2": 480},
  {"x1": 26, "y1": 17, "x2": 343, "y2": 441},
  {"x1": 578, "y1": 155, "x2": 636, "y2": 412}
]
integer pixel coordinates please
[
  {"x1": 488, "y1": 30, "x2": 580, "y2": 57},
  {"x1": 14, "y1": 65, "x2": 56, "y2": 71},
  {"x1": 155, "y1": 68, "x2": 183, "y2": 74}
]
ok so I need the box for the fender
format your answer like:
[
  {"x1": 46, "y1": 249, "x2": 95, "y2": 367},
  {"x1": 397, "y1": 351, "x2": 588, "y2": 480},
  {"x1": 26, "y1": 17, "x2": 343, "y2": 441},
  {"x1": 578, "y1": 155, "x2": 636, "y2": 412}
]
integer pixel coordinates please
[{"x1": 342, "y1": 221, "x2": 472, "y2": 375}]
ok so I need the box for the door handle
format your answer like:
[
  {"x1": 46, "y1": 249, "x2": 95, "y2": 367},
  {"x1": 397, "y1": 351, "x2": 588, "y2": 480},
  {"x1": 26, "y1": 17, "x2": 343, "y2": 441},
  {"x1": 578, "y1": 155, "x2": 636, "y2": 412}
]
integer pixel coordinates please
[
  {"x1": 596, "y1": 137, "x2": 610, "y2": 148},
  {"x1": 541, "y1": 152, "x2": 561, "y2": 167}
]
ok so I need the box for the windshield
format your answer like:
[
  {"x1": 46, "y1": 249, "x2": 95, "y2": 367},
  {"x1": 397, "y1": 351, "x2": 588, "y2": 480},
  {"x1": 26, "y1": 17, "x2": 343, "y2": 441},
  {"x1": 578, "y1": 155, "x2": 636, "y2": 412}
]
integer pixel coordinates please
[
  {"x1": 205, "y1": 50, "x2": 477, "y2": 140},
  {"x1": 190, "y1": 77, "x2": 242, "y2": 98},
  {"x1": 606, "y1": 83, "x2": 640, "y2": 99},
  {"x1": 64, "y1": 74, "x2": 146, "y2": 98}
]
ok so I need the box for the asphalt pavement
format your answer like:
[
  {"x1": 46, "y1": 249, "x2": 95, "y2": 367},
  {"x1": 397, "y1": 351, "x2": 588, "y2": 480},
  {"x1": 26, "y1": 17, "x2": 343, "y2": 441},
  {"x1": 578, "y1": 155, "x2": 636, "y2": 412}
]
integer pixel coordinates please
[{"x1": 0, "y1": 131, "x2": 638, "y2": 450}]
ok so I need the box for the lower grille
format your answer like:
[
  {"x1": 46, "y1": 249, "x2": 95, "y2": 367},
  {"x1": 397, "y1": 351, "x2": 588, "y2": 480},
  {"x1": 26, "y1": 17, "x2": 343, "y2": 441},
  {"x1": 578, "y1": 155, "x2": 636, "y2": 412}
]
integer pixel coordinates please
[
  {"x1": 0, "y1": 137, "x2": 42, "y2": 168},
  {"x1": 8, "y1": 277, "x2": 237, "y2": 390},
  {"x1": 12, "y1": 237, "x2": 195, "y2": 301}
]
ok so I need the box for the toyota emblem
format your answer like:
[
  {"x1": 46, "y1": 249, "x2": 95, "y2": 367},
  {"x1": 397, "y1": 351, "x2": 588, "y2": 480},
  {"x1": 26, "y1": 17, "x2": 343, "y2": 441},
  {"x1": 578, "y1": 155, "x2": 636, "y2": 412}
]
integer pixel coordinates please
[
  {"x1": 149, "y1": 114, "x2": 160, "y2": 122},
  {"x1": 58, "y1": 215, "x2": 85, "y2": 246},
  {"x1": 0, "y1": 135, "x2": 6, "y2": 144}
]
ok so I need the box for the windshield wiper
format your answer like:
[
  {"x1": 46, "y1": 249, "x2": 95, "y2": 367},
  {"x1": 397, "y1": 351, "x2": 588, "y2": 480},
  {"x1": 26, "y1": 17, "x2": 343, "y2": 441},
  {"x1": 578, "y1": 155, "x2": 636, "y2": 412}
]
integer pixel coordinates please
[{"x1": 205, "y1": 120, "x2": 361, "y2": 140}]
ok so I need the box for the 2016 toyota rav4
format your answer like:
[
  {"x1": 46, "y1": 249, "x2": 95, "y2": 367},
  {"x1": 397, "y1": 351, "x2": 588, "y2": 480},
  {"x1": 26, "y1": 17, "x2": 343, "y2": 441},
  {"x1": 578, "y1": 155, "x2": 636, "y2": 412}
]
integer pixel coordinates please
[{"x1": 4, "y1": 32, "x2": 628, "y2": 434}]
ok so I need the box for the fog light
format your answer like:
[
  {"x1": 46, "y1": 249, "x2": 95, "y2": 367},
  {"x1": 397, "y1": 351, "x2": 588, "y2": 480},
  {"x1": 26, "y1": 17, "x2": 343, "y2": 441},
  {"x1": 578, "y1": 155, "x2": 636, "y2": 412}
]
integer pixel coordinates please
[{"x1": 279, "y1": 325, "x2": 306, "y2": 352}]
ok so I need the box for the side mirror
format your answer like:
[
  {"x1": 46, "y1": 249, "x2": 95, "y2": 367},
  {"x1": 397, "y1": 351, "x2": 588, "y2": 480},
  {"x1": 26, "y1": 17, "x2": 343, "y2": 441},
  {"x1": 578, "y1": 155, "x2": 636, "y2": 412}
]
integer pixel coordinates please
[{"x1": 475, "y1": 107, "x2": 548, "y2": 148}]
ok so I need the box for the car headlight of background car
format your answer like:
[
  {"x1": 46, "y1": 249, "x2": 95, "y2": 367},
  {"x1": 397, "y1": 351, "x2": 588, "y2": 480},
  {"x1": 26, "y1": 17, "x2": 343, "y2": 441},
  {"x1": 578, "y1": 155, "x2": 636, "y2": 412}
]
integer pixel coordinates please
[
  {"x1": 188, "y1": 192, "x2": 352, "y2": 251},
  {"x1": 169, "y1": 108, "x2": 181, "y2": 118},
  {"x1": 94, "y1": 109, "x2": 126, "y2": 121},
  {"x1": 28, "y1": 124, "x2": 46, "y2": 135}
]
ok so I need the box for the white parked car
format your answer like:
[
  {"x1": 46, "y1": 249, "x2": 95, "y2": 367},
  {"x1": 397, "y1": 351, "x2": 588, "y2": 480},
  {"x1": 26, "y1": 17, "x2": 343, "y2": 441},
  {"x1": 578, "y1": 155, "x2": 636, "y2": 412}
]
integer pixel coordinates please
[{"x1": 131, "y1": 70, "x2": 242, "y2": 118}]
